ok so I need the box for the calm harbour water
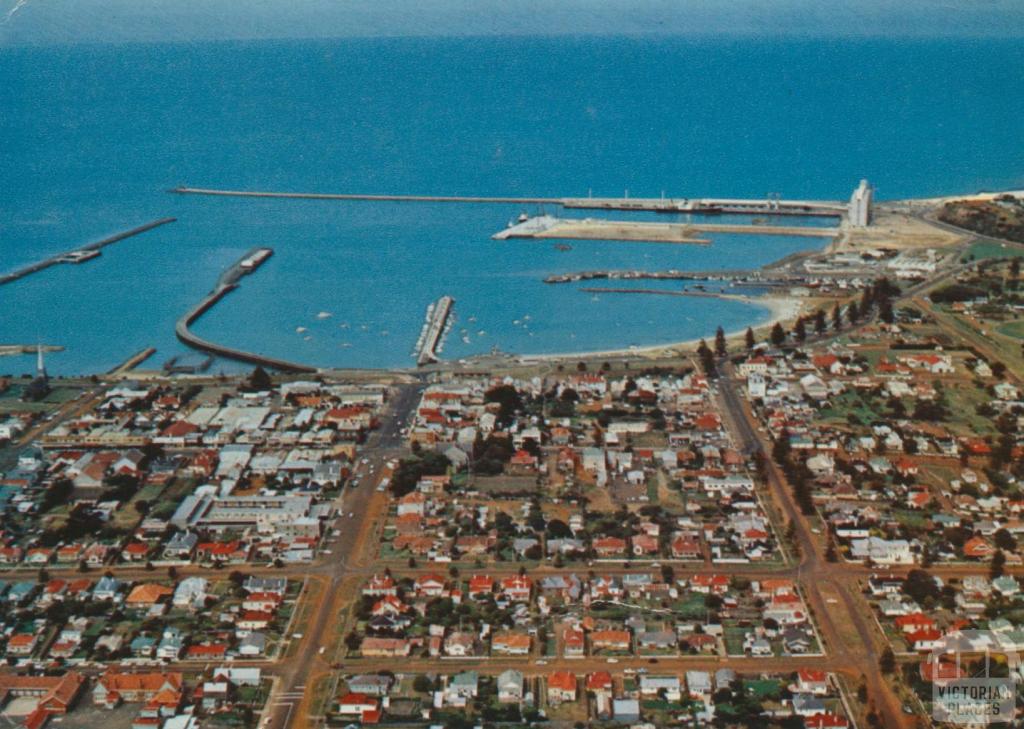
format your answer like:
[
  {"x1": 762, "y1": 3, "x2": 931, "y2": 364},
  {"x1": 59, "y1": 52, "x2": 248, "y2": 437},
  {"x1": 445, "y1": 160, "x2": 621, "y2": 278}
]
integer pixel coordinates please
[{"x1": 2, "y1": 35, "x2": 1023, "y2": 374}]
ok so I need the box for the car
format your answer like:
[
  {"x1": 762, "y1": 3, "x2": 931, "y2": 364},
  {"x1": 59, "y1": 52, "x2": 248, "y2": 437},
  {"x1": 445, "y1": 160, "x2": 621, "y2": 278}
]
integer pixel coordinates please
[
  {"x1": 606, "y1": 658, "x2": 618, "y2": 664},
  {"x1": 648, "y1": 658, "x2": 658, "y2": 664},
  {"x1": 535, "y1": 659, "x2": 547, "y2": 666},
  {"x1": 321, "y1": 550, "x2": 332, "y2": 555}
]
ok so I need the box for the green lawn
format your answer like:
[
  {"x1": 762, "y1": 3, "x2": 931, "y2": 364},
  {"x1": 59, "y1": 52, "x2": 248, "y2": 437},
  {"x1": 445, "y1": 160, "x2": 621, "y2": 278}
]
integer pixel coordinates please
[
  {"x1": 996, "y1": 319, "x2": 1024, "y2": 340},
  {"x1": 966, "y1": 241, "x2": 1024, "y2": 262}
]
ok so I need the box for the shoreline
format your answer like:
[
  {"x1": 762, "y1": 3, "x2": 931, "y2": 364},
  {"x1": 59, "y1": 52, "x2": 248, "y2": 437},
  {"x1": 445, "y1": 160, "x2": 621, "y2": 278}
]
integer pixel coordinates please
[{"x1": 509, "y1": 295, "x2": 801, "y2": 364}]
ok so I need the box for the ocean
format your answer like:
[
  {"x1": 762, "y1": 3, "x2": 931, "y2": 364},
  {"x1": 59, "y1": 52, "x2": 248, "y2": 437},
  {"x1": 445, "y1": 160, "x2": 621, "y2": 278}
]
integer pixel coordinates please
[{"x1": 2, "y1": 35, "x2": 1023, "y2": 375}]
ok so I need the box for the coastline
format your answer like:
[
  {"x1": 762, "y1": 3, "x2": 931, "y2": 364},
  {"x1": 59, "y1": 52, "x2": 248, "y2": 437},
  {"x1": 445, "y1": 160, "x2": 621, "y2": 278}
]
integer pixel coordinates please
[{"x1": 511, "y1": 294, "x2": 801, "y2": 364}]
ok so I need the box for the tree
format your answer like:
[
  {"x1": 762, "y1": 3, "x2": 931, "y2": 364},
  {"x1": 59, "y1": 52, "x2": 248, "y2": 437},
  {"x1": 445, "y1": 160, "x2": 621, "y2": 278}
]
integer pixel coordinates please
[
  {"x1": 991, "y1": 549, "x2": 1007, "y2": 579},
  {"x1": 714, "y1": 326, "x2": 727, "y2": 357},
  {"x1": 814, "y1": 309, "x2": 826, "y2": 335},
  {"x1": 903, "y1": 569, "x2": 939, "y2": 604},
  {"x1": 879, "y1": 646, "x2": 896, "y2": 674},
  {"x1": 832, "y1": 304, "x2": 842, "y2": 331},
  {"x1": 861, "y1": 285, "x2": 874, "y2": 314},
  {"x1": 413, "y1": 674, "x2": 434, "y2": 693},
  {"x1": 697, "y1": 339, "x2": 716, "y2": 377},
  {"x1": 770, "y1": 322, "x2": 786, "y2": 347},
  {"x1": 994, "y1": 528, "x2": 1017, "y2": 552},
  {"x1": 40, "y1": 479, "x2": 73, "y2": 514},
  {"x1": 879, "y1": 300, "x2": 894, "y2": 324},
  {"x1": 484, "y1": 384, "x2": 523, "y2": 427},
  {"x1": 847, "y1": 300, "x2": 860, "y2": 324},
  {"x1": 745, "y1": 327, "x2": 756, "y2": 350},
  {"x1": 793, "y1": 318, "x2": 806, "y2": 343},
  {"x1": 248, "y1": 366, "x2": 272, "y2": 391},
  {"x1": 825, "y1": 535, "x2": 838, "y2": 563}
]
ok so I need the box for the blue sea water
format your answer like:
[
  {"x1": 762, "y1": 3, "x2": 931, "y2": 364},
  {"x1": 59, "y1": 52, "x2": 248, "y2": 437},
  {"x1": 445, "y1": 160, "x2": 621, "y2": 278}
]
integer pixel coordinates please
[{"x1": 2, "y1": 35, "x2": 1023, "y2": 375}]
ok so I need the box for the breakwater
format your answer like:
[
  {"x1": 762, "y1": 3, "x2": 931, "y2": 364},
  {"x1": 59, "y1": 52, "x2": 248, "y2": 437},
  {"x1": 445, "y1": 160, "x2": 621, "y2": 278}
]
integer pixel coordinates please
[{"x1": 175, "y1": 248, "x2": 318, "y2": 374}]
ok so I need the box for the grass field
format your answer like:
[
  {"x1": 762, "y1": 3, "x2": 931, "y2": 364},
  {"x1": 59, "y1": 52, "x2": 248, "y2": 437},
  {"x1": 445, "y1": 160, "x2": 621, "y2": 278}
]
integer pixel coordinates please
[
  {"x1": 996, "y1": 319, "x2": 1024, "y2": 340},
  {"x1": 966, "y1": 240, "x2": 1024, "y2": 261}
]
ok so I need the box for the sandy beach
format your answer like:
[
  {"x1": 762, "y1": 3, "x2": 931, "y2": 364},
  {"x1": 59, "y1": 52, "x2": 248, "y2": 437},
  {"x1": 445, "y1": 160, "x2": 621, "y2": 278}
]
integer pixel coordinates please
[{"x1": 513, "y1": 294, "x2": 802, "y2": 363}]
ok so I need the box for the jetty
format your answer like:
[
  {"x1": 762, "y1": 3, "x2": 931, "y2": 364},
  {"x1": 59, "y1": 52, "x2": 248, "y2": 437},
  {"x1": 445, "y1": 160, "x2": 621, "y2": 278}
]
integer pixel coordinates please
[
  {"x1": 0, "y1": 218, "x2": 176, "y2": 286},
  {"x1": 581, "y1": 286, "x2": 745, "y2": 300},
  {"x1": 543, "y1": 269, "x2": 803, "y2": 286},
  {"x1": 108, "y1": 347, "x2": 157, "y2": 377},
  {"x1": 175, "y1": 248, "x2": 317, "y2": 374},
  {"x1": 0, "y1": 344, "x2": 64, "y2": 357},
  {"x1": 414, "y1": 295, "x2": 455, "y2": 366}
]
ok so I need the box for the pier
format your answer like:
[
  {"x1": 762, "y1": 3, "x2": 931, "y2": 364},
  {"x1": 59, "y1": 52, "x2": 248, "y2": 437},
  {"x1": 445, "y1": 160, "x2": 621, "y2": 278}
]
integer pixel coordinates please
[
  {"x1": 544, "y1": 269, "x2": 802, "y2": 286},
  {"x1": 0, "y1": 345, "x2": 64, "y2": 357},
  {"x1": 175, "y1": 248, "x2": 318, "y2": 374},
  {"x1": 171, "y1": 186, "x2": 858, "y2": 220},
  {"x1": 108, "y1": 347, "x2": 157, "y2": 377},
  {"x1": 581, "y1": 286, "x2": 746, "y2": 300},
  {"x1": 0, "y1": 218, "x2": 176, "y2": 286},
  {"x1": 414, "y1": 295, "x2": 455, "y2": 366}
]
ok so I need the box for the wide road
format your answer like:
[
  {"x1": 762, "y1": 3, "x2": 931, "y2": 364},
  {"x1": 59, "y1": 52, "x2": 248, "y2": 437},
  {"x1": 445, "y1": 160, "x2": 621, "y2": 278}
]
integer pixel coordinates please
[
  {"x1": 262, "y1": 381, "x2": 424, "y2": 729},
  {"x1": 715, "y1": 361, "x2": 916, "y2": 729}
]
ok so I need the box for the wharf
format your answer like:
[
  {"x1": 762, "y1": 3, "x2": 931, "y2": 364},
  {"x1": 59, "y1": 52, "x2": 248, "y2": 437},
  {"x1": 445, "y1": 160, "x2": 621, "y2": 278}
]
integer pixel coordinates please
[
  {"x1": 493, "y1": 216, "x2": 710, "y2": 244},
  {"x1": 175, "y1": 248, "x2": 317, "y2": 374},
  {"x1": 0, "y1": 218, "x2": 176, "y2": 286},
  {"x1": 494, "y1": 216, "x2": 836, "y2": 243},
  {"x1": 414, "y1": 296, "x2": 455, "y2": 366}
]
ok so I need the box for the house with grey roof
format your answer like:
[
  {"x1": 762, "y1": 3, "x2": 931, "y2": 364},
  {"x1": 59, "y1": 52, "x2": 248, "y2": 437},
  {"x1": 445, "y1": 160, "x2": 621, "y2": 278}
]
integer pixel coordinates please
[{"x1": 497, "y1": 670, "x2": 524, "y2": 704}]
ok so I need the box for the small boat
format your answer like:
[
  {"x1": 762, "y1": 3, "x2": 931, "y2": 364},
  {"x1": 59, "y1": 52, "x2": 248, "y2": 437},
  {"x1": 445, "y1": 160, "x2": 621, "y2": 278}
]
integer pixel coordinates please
[
  {"x1": 517, "y1": 212, "x2": 529, "y2": 223},
  {"x1": 554, "y1": 243, "x2": 572, "y2": 252},
  {"x1": 295, "y1": 326, "x2": 307, "y2": 334},
  {"x1": 316, "y1": 311, "x2": 332, "y2": 319}
]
